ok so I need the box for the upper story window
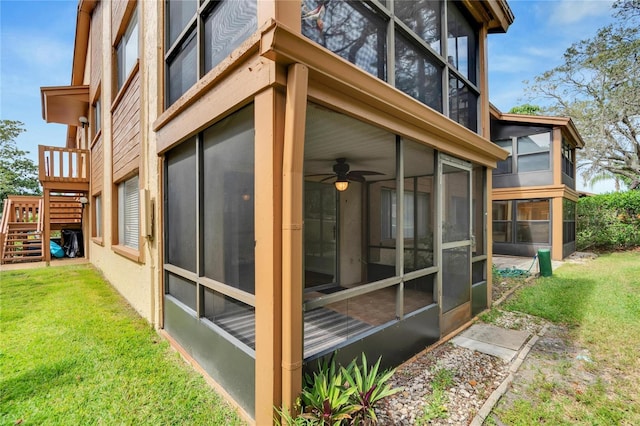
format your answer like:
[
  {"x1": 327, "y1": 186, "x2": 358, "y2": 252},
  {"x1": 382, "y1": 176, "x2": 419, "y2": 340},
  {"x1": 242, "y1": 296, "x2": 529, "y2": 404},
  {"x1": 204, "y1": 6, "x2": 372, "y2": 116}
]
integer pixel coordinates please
[
  {"x1": 493, "y1": 131, "x2": 551, "y2": 175},
  {"x1": 517, "y1": 133, "x2": 550, "y2": 172},
  {"x1": 562, "y1": 137, "x2": 575, "y2": 178},
  {"x1": 302, "y1": 0, "x2": 480, "y2": 132},
  {"x1": 92, "y1": 95, "x2": 101, "y2": 140},
  {"x1": 165, "y1": 0, "x2": 257, "y2": 107},
  {"x1": 116, "y1": 7, "x2": 139, "y2": 92}
]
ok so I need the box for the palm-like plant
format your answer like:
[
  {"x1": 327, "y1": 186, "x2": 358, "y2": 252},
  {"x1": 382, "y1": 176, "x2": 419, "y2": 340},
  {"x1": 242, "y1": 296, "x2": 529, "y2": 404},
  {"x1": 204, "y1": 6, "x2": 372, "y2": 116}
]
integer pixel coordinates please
[
  {"x1": 343, "y1": 353, "x2": 401, "y2": 425},
  {"x1": 300, "y1": 358, "x2": 359, "y2": 425}
]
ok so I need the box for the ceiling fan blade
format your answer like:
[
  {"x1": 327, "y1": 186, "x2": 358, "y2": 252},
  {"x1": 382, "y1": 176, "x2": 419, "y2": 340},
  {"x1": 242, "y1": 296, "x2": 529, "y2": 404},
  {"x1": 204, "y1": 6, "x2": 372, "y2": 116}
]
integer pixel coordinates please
[
  {"x1": 349, "y1": 170, "x2": 384, "y2": 176},
  {"x1": 305, "y1": 173, "x2": 334, "y2": 178},
  {"x1": 320, "y1": 176, "x2": 337, "y2": 183},
  {"x1": 347, "y1": 174, "x2": 365, "y2": 183}
]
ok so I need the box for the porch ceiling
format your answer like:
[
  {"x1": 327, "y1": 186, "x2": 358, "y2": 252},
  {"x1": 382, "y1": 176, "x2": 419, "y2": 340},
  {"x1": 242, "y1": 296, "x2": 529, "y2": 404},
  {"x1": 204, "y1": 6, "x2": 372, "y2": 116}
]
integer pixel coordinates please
[
  {"x1": 40, "y1": 85, "x2": 89, "y2": 127},
  {"x1": 304, "y1": 105, "x2": 435, "y2": 181}
]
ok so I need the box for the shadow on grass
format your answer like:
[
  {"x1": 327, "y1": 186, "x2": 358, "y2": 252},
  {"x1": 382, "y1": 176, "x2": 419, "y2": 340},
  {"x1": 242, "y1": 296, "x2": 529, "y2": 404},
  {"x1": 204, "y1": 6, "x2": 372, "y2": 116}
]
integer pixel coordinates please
[
  {"x1": 0, "y1": 358, "x2": 80, "y2": 404},
  {"x1": 503, "y1": 276, "x2": 597, "y2": 326}
]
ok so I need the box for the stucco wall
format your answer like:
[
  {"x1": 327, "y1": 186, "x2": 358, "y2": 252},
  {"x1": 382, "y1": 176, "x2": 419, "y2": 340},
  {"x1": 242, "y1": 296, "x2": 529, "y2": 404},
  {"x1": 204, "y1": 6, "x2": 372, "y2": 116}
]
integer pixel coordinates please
[{"x1": 82, "y1": 0, "x2": 162, "y2": 326}]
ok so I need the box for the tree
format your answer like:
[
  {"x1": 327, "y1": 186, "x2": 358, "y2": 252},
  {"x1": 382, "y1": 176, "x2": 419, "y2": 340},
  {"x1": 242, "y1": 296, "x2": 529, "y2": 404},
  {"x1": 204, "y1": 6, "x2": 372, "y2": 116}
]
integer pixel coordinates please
[
  {"x1": 508, "y1": 104, "x2": 542, "y2": 115},
  {"x1": 525, "y1": 1, "x2": 640, "y2": 189},
  {"x1": 0, "y1": 120, "x2": 41, "y2": 212}
]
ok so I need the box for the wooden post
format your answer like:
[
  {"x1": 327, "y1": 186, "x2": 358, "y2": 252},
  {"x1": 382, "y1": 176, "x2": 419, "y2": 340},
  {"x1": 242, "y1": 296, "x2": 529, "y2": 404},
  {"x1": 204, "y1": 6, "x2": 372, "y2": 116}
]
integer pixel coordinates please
[
  {"x1": 281, "y1": 63, "x2": 308, "y2": 415},
  {"x1": 44, "y1": 189, "x2": 51, "y2": 264},
  {"x1": 253, "y1": 88, "x2": 285, "y2": 425}
]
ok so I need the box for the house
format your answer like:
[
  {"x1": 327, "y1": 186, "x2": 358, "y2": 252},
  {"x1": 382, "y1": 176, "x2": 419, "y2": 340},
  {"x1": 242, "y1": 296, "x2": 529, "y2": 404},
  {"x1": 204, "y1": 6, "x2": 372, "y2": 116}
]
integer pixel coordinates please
[
  {"x1": 490, "y1": 105, "x2": 585, "y2": 261},
  {"x1": 32, "y1": 1, "x2": 514, "y2": 423}
]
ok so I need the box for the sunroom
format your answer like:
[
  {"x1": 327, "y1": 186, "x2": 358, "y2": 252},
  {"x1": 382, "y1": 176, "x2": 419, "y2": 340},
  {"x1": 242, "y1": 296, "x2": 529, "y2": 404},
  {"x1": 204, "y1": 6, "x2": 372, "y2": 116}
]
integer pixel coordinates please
[{"x1": 157, "y1": 0, "x2": 511, "y2": 422}]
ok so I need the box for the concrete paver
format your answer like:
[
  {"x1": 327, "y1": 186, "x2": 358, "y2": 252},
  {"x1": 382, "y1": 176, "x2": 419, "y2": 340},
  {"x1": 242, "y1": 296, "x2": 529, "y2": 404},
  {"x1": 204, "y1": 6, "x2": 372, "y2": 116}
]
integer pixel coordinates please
[
  {"x1": 460, "y1": 323, "x2": 530, "y2": 351},
  {"x1": 451, "y1": 323, "x2": 531, "y2": 362}
]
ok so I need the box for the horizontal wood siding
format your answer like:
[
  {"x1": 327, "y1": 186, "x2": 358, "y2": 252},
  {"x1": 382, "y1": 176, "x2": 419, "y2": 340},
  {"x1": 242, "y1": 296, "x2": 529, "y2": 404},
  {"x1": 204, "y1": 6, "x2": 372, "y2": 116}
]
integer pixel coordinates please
[
  {"x1": 112, "y1": 71, "x2": 140, "y2": 182},
  {"x1": 91, "y1": 136, "x2": 103, "y2": 195},
  {"x1": 90, "y1": 2, "x2": 102, "y2": 100}
]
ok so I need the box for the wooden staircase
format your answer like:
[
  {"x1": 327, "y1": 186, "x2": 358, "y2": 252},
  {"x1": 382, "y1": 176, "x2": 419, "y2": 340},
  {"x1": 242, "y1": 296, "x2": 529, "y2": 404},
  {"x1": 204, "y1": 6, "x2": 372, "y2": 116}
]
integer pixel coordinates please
[
  {"x1": 2, "y1": 223, "x2": 44, "y2": 263},
  {"x1": 1, "y1": 195, "x2": 84, "y2": 264},
  {"x1": 1, "y1": 196, "x2": 44, "y2": 263}
]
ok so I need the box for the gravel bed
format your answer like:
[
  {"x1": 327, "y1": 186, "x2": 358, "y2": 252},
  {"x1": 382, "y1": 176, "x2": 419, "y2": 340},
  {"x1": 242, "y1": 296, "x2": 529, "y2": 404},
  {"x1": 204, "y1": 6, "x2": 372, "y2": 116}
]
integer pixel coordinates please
[{"x1": 374, "y1": 310, "x2": 548, "y2": 425}]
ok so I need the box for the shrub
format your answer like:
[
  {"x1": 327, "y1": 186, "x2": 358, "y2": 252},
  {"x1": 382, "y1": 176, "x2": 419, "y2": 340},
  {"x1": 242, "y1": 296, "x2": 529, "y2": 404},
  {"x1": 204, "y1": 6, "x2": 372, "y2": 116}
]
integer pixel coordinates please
[
  {"x1": 577, "y1": 191, "x2": 640, "y2": 250},
  {"x1": 276, "y1": 354, "x2": 401, "y2": 425}
]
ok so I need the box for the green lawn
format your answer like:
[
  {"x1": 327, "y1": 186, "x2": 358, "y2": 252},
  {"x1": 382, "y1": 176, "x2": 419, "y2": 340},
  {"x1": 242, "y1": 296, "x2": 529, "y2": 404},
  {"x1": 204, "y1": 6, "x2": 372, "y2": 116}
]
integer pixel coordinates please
[
  {"x1": 0, "y1": 265, "x2": 244, "y2": 425},
  {"x1": 494, "y1": 251, "x2": 640, "y2": 425}
]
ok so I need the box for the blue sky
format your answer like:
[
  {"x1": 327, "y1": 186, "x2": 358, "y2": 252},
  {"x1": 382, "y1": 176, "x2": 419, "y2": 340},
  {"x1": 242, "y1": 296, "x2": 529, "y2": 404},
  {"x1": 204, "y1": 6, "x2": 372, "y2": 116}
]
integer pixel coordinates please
[{"x1": 0, "y1": 0, "x2": 619, "y2": 192}]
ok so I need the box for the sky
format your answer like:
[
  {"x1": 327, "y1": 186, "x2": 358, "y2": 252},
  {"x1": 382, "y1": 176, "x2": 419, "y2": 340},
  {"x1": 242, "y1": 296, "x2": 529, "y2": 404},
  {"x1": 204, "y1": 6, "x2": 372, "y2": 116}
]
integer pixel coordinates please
[{"x1": 0, "y1": 0, "x2": 620, "y2": 193}]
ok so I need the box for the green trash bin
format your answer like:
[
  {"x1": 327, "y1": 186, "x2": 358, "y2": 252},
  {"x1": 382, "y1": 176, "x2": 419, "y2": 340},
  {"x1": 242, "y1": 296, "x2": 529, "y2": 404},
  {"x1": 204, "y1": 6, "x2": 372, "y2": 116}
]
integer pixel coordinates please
[{"x1": 538, "y1": 249, "x2": 552, "y2": 277}]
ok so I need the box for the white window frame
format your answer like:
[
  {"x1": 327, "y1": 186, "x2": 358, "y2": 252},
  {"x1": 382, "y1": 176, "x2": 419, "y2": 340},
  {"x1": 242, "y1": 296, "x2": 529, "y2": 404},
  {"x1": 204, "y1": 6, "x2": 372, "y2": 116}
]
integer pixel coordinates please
[
  {"x1": 94, "y1": 194, "x2": 102, "y2": 239},
  {"x1": 118, "y1": 175, "x2": 139, "y2": 250}
]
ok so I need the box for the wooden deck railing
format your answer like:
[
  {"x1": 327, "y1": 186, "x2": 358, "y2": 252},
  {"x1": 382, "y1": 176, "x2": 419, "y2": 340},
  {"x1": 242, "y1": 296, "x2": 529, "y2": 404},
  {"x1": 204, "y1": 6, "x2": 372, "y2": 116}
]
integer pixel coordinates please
[
  {"x1": 2, "y1": 195, "x2": 41, "y2": 223},
  {"x1": 38, "y1": 145, "x2": 90, "y2": 184}
]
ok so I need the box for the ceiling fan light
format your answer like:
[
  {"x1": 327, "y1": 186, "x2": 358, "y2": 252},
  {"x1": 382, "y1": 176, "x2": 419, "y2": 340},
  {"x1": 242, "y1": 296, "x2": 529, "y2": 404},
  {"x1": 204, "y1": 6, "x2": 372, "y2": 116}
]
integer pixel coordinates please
[{"x1": 334, "y1": 180, "x2": 349, "y2": 192}]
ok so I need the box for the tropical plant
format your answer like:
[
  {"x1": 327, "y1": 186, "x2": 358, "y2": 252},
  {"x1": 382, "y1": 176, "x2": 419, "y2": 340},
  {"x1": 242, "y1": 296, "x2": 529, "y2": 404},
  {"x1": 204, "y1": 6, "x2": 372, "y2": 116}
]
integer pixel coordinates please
[
  {"x1": 276, "y1": 354, "x2": 402, "y2": 425},
  {"x1": 343, "y1": 353, "x2": 401, "y2": 425},
  {"x1": 299, "y1": 357, "x2": 359, "y2": 425}
]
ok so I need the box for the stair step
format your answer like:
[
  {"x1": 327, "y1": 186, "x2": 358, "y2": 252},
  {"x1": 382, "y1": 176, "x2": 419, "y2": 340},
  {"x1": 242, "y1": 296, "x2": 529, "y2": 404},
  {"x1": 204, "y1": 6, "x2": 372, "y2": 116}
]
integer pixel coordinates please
[{"x1": 2, "y1": 256, "x2": 44, "y2": 263}]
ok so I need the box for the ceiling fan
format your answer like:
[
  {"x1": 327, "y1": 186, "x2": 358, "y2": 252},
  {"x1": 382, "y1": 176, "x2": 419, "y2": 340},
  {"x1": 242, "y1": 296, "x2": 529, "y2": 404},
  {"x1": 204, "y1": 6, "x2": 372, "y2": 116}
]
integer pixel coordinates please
[{"x1": 307, "y1": 158, "x2": 383, "y2": 191}]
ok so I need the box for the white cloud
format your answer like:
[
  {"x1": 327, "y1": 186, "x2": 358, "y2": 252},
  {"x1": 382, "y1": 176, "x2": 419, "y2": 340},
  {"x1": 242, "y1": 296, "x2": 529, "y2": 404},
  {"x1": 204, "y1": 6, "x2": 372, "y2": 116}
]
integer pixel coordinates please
[{"x1": 547, "y1": 0, "x2": 614, "y2": 26}]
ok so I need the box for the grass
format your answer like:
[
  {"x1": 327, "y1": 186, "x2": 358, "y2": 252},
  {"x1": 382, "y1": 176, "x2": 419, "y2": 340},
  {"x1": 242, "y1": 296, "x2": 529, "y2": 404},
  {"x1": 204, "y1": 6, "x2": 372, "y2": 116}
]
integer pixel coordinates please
[
  {"x1": 416, "y1": 367, "x2": 456, "y2": 425},
  {"x1": 0, "y1": 265, "x2": 244, "y2": 425},
  {"x1": 493, "y1": 251, "x2": 640, "y2": 425}
]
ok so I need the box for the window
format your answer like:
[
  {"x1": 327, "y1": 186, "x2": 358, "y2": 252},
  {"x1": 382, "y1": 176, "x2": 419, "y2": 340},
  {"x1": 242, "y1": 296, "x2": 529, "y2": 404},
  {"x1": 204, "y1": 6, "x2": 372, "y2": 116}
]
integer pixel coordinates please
[
  {"x1": 302, "y1": 0, "x2": 479, "y2": 132},
  {"x1": 493, "y1": 131, "x2": 551, "y2": 175},
  {"x1": 116, "y1": 7, "x2": 139, "y2": 92},
  {"x1": 381, "y1": 189, "x2": 429, "y2": 240},
  {"x1": 448, "y1": 72, "x2": 477, "y2": 132},
  {"x1": 516, "y1": 199, "x2": 549, "y2": 244},
  {"x1": 163, "y1": 105, "x2": 255, "y2": 350},
  {"x1": 93, "y1": 194, "x2": 102, "y2": 238},
  {"x1": 493, "y1": 199, "x2": 550, "y2": 244},
  {"x1": 395, "y1": 0, "x2": 441, "y2": 54},
  {"x1": 563, "y1": 199, "x2": 576, "y2": 244},
  {"x1": 517, "y1": 133, "x2": 550, "y2": 172},
  {"x1": 166, "y1": 139, "x2": 197, "y2": 272},
  {"x1": 472, "y1": 165, "x2": 485, "y2": 256},
  {"x1": 492, "y1": 200, "x2": 512, "y2": 243},
  {"x1": 447, "y1": 2, "x2": 477, "y2": 84},
  {"x1": 562, "y1": 138, "x2": 574, "y2": 178},
  {"x1": 165, "y1": 0, "x2": 257, "y2": 107},
  {"x1": 202, "y1": 108, "x2": 255, "y2": 293},
  {"x1": 117, "y1": 175, "x2": 139, "y2": 249},
  {"x1": 395, "y1": 30, "x2": 442, "y2": 111},
  {"x1": 92, "y1": 96, "x2": 101, "y2": 139},
  {"x1": 303, "y1": 1, "x2": 387, "y2": 80}
]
